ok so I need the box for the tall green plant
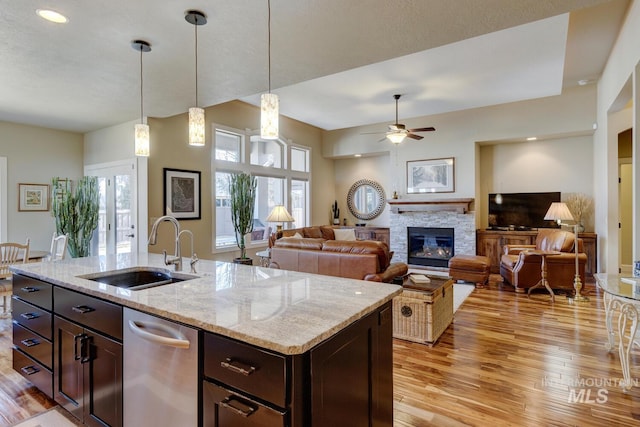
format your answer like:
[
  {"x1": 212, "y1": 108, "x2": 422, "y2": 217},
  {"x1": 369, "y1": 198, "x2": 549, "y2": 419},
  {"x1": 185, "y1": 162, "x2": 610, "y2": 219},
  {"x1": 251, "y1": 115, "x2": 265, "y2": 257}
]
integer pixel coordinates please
[
  {"x1": 229, "y1": 173, "x2": 256, "y2": 259},
  {"x1": 51, "y1": 177, "x2": 99, "y2": 258}
]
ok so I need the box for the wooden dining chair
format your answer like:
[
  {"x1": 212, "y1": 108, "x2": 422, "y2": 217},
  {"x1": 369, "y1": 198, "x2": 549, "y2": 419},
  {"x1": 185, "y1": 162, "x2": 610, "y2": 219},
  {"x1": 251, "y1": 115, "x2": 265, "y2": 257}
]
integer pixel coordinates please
[
  {"x1": 48, "y1": 232, "x2": 68, "y2": 261},
  {"x1": 0, "y1": 238, "x2": 30, "y2": 314}
]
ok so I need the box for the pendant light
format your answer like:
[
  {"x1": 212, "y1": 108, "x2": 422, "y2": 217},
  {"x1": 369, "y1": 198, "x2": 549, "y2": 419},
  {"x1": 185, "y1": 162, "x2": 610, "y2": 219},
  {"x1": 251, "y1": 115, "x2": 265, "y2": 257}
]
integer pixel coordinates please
[
  {"x1": 185, "y1": 10, "x2": 207, "y2": 146},
  {"x1": 260, "y1": 0, "x2": 278, "y2": 140},
  {"x1": 132, "y1": 40, "x2": 151, "y2": 157}
]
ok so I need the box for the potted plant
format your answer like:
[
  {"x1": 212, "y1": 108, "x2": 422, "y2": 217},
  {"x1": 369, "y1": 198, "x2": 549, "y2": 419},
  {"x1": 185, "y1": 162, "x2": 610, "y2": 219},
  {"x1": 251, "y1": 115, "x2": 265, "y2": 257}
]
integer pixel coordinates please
[
  {"x1": 51, "y1": 176, "x2": 99, "y2": 258},
  {"x1": 229, "y1": 173, "x2": 257, "y2": 264}
]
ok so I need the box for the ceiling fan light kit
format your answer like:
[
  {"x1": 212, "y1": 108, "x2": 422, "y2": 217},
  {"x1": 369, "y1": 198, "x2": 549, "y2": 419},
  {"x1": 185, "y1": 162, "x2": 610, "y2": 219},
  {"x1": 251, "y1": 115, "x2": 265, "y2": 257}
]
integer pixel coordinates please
[
  {"x1": 186, "y1": 10, "x2": 207, "y2": 147},
  {"x1": 377, "y1": 94, "x2": 435, "y2": 144}
]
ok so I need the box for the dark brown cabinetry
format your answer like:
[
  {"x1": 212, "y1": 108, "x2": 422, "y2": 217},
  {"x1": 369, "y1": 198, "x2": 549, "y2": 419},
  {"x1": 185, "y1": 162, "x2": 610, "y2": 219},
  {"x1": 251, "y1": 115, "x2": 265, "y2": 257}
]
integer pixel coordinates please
[
  {"x1": 202, "y1": 301, "x2": 393, "y2": 427},
  {"x1": 476, "y1": 229, "x2": 597, "y2": 277},
  {"x1": 52, "y1": 287, "x2": 123, "y2": 427},
  {"x1": 11, "y1": 275, "x2": 54, "y2": 398}
]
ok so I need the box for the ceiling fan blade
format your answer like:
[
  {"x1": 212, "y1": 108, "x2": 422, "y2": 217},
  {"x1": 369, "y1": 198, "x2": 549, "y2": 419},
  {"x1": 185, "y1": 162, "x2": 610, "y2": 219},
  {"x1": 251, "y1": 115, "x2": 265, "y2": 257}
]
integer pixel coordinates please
[
  {"x1": 408, "y1": 127, "x2": 436, "y2": 132},
  {"x1": 407, "y1": 133, "x2": 424, "y2": 140},
  {"x1": 378, "y1": 136, "x2": 389, "y2": 143}
]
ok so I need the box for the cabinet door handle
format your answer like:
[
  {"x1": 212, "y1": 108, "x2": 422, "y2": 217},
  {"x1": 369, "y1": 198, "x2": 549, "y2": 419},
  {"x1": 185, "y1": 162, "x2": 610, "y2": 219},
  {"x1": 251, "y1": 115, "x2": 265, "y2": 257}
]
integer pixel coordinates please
[
  {"x1": 20, "y1": 286, "x2": 39, "y2": 293},
  {"x1": 220, "y1": 358, "x2": 256, "y2": 376},
  {"x1": 20, "y1": 312, "x2": 39, "y2": 320},
  {"x1": 80, "y1": 335, "x2": 92, "y2": 364},
  {"x1": 21, "y1": 338, "x2": 40, "y2": 347},
  {"x1": 219, "y1": 396, "x2": 256, "y2": 418},
  {"x1": 21, "y1": 365, "x2": 40, "y2": 376},
  {"x1": 72, "y1": 305, "x2": 95, "y2": 314},
  {"x1": 74, "y1": 333, "x2": 88, "y2": 361}
]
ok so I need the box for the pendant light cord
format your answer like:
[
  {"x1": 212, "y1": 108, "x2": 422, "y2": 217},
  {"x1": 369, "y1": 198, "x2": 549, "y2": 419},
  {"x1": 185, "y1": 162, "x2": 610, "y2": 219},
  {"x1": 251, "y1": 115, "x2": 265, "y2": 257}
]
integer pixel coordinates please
[
  {"x1": 139, "y1": 46, "x2": 144, "y2": 123},
  {"x1": 268, "y1": 0, "x2": 271, "y2": 94},
  {"x1": 195, "y1": 17, "x2": 199, "y2": 107}
]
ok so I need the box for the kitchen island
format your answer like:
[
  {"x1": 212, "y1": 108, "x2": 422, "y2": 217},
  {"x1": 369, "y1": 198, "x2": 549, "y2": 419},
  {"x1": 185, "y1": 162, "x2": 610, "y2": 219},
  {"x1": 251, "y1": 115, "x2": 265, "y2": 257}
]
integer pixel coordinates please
[{"x1": 11, "y1": 253, "x2": 401, "y2": 427}]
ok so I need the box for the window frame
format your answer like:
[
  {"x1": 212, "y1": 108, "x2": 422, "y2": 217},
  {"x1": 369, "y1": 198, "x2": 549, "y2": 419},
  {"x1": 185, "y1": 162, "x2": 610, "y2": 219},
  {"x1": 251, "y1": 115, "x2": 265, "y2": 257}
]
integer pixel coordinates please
[{"x1": 212, "y1": 124, "x2": 311, "y2": 253}]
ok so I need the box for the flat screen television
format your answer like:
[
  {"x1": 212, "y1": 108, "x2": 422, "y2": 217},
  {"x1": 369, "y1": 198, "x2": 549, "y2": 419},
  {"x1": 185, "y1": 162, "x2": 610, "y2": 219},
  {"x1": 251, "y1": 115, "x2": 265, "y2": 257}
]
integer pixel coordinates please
[{"x1": 488, "y1": 192, "x2": 561, "y2": 230}]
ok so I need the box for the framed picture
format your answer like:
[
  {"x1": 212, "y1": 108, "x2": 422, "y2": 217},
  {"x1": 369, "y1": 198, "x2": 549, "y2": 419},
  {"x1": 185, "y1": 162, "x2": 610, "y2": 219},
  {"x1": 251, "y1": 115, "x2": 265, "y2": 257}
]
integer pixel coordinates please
[
  {"x1": 164, "y1": 168, "x2": 201, "y2": 219},
  {"x1": 18, "y1": 183, "x2": 50, "y2": 211},
  {"x1": 407, "y1": 157, "x2": 455, "y2": 194}
]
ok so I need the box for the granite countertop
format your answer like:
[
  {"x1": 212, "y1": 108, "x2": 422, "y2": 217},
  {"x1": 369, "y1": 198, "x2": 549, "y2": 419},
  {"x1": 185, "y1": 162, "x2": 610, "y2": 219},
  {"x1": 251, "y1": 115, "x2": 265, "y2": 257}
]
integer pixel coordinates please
[{"x1": 11, "y1": 253, "x2": 402, "y2": 355}]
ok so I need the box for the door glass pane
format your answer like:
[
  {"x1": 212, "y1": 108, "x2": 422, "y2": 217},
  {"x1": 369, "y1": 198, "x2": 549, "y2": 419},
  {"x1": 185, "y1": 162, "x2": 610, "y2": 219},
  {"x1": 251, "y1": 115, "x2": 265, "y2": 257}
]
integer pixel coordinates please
[
  {"x1": 97, "y1": 177, "x2": 107, "y2": 255},
  {"x1": 115, "y1": 174, "x2": 132, "y2": 254}
]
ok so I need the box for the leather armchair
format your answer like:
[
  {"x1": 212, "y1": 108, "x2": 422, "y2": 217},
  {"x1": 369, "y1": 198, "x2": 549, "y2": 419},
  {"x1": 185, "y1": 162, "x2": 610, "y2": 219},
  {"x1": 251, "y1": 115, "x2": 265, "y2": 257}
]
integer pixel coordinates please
[{"x1": 500, "y1": 229, "x2": 586, "y2": 292}]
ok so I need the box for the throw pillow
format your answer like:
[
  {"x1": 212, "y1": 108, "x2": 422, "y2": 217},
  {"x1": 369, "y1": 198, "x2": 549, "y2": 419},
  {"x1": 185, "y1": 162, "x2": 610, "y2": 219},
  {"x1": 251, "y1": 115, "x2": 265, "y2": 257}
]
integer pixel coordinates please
[
  {"x1": 281, "y1": 232, "x2": 303, "y2": 239},
  {"x1": 333, "y1": 228, "x2": 356, "y2": 241},
  {"x1": 303, "y1": 227, "x2": 323, "y2": 238}
]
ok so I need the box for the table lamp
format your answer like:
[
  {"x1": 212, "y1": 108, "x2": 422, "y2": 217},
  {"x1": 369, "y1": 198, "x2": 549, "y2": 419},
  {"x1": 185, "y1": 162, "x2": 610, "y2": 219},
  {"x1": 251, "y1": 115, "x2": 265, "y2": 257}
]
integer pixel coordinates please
[
  {"x1": 266, "y1": 205, "x2": 294, "y2": 232},
  {"x1": 544, "y1": 202, "x2": 589, "y2": 302}
]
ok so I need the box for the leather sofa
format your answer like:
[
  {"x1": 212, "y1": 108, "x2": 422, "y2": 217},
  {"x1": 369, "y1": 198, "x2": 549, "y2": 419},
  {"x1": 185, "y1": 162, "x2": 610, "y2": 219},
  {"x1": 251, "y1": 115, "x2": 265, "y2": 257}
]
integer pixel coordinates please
[
  {"x1": 500, "y1": 229, "x2": 587, "y2": 292},
  {"x1": 268, "y1": 226, "x2": 407, "y2": 282}
]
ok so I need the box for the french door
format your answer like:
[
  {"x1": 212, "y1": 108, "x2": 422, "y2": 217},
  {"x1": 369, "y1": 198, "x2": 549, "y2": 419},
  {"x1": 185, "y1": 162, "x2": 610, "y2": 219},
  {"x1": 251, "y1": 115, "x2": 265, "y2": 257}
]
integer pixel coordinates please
[{"x1": 85, "y1": 161, "x2": 137, "y2": 255}]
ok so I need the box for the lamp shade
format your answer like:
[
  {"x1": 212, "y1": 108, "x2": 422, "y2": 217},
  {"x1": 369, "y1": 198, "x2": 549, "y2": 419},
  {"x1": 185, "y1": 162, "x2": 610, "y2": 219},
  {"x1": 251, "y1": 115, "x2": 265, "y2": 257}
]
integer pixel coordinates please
[
  {"x1": 260, "y1": 93, "x2": 279, "y2": 140},
  {"x1": 266, "y1": 205, "x2": 294, "y2": 222},
  {"x1": 387, "y1": 131, "x2": 406, "y2": 144},
  {"x1": 544, "y1": 202, "x2": 574, "y2": 222},
  {"x1": 134, "y1": 123, "x2": 150, "y2": 157},
  {"x1": 189, "y1": 107, "x2": 205, "y2": 146}
]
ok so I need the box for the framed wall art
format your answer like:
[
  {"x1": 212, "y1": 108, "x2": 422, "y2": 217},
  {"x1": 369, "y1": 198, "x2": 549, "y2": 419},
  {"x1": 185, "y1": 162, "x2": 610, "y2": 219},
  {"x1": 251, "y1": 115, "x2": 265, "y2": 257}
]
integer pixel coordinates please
[
  {"x1": 407, "y1": 157, "x2": 455, "y2": 194},
  {"x1": 164, "y1": 168, "x2": 201, "y2": 219},
  {"x1": 18, "y1": 183, "x2": 50, "y2": 211}
]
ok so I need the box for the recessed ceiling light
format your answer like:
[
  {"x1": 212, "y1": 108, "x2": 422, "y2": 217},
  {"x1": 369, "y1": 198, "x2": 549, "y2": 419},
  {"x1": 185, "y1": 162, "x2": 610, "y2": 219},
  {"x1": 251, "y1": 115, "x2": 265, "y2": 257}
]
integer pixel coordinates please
[
  {"x1": 36, "y1": 9, "x2": 68, "y2": 24},
  {"x1": 526, "y1": 137, "x2": 537, "y2": 141},
  {"x1": 578, "y1": 79, "x2": 589, "y2": 86},
  {"x1": 354, "y1": 154, "x2": 362, "y2": 157}
]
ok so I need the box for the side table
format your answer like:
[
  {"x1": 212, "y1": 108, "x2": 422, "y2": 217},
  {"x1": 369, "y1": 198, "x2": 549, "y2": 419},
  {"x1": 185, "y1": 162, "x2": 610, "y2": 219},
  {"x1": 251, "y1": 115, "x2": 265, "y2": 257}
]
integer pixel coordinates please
[
  {"x1": 526, "y1": 250, "x2": 561, "y2": 302},
  {"x1": 256, "y1": 250, "x2": 271, "y2": 267}
]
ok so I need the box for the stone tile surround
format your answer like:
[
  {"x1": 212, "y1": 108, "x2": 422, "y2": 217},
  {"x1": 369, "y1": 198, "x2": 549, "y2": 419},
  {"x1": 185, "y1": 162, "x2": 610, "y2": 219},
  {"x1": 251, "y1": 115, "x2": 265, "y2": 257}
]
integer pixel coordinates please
[{"x1": 389, "y1": 210, "x2": 476, "y2": 265}]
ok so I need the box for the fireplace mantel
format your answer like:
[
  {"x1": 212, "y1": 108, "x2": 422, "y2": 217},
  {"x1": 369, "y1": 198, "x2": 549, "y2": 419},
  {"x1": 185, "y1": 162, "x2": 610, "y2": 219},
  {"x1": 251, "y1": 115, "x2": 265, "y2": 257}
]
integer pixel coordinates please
[{"x1": 387, "y1": 198, "x2": 474, "y2": 214}]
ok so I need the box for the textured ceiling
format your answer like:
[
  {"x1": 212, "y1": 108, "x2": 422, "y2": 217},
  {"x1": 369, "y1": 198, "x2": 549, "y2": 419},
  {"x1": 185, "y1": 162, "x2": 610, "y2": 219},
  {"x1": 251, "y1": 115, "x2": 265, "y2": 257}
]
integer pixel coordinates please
[{"x1": 0, "y1": 0, "x2": 629, "y2": 133}]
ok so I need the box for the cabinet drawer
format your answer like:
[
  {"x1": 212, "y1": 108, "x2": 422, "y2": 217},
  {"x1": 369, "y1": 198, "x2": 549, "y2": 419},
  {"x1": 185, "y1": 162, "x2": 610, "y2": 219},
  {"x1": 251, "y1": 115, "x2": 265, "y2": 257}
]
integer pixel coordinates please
[
  {"x1": 13, "y1": 321, "x2": 52, "y2": 370},
  {"x1": 204, "y1": 333, "x2": 287, "y2": 408},
  {"x1": 54, "y1": 287, "x2": 123, "y2": 341},
  {"x1": 13, "y1": 348, "x2": 53, "y2": 399},
  {"x1": 12, "y1": 297, "x2": 52, "y2": 340},
  {"x1": 203, "y1": 381, "x2": 286, "y2": 427},
  {"x1": 12, "y1": 275, "x2": 52, "y2": 310}
]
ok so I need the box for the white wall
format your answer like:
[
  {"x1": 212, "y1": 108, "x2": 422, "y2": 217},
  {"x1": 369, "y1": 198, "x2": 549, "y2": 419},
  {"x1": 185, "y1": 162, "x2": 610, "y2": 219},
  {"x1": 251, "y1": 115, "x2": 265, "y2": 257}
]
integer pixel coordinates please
[
  {"x1": 0, "y1": 121, "x2": 83, "y2": 250},
  {"x1": 595, "y1": 0, "x2": 640, "y2": 273},
  {"x1": 478, "y1": 135, "x2": 594, "y2": 230},
  {"x1": 84, "y1": 119, "x2": 137, "y2": 164}
]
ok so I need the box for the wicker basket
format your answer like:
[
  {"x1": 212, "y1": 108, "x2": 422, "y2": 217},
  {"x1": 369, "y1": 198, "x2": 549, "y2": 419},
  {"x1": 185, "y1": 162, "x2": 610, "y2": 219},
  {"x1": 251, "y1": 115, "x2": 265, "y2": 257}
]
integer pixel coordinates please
[{"x1": 393, "y1": 278, "x2": 453, "y2": 345}]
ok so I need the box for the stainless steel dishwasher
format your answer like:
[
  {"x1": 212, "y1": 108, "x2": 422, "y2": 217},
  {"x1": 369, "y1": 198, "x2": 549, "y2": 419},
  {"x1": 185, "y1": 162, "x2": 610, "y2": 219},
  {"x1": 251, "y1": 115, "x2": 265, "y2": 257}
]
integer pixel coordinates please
[{"x1": 123, "y1": 308, "x2": 199, "y2": 427}]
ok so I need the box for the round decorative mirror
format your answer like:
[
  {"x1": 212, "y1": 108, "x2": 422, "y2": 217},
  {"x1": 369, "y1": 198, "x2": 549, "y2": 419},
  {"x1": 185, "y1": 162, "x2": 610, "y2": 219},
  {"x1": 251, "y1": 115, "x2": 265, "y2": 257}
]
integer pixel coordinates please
[{"x1": 347, "y1": 179, "x2": 386, "y2": 221}]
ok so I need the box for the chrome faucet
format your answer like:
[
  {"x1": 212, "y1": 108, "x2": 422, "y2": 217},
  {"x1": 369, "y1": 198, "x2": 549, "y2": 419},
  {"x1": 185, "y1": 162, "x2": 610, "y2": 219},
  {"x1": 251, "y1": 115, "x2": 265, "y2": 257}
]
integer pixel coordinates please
[
  {"x1": 179, "y1": 229, "x2": 198, "y2": 273},
  {"x1": 148, "y1": 216, "x2": 182, "y2": 271}
]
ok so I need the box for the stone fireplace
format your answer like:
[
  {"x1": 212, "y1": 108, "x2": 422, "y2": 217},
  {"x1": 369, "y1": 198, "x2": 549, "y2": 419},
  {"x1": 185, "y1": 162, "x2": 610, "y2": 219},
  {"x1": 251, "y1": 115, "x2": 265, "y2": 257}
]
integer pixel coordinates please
[{"x1": 388, "y1": 199, "x2": 475, "y2": 269}]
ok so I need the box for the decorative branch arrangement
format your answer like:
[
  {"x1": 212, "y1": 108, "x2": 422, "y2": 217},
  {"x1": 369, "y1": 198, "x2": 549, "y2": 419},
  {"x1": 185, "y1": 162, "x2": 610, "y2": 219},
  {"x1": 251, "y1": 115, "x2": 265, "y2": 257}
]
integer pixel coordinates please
[
  {"x1": 565, "y1": 193, "x2": 593, "y2": 228},
  {"x1": 51, "y1": 176, "x2": 99, "y2": 258}
]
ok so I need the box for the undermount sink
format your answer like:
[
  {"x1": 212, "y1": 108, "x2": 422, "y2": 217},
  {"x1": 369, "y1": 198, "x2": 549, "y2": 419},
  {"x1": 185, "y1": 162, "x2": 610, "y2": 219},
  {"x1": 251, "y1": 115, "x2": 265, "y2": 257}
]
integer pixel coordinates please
[{"x1": 79, "y1": 268, "x2": 197, "y2": 291}]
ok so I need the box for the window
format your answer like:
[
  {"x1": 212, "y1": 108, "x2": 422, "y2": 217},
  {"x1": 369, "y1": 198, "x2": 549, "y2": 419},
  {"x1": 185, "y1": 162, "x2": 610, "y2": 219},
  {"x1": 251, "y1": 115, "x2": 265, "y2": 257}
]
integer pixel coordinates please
[
  {"x1": 213, "y1": 124, "x2": 311, "y2": 251},
  {"x1": 215, "y1": 129, "x2": 241, "y2": 162},
  {"x1": 291, "y1": 147, "x2": 309, "y2": 172},
  {"x1": 250, "y1": 137, "x2": 283, "y2": 168}
]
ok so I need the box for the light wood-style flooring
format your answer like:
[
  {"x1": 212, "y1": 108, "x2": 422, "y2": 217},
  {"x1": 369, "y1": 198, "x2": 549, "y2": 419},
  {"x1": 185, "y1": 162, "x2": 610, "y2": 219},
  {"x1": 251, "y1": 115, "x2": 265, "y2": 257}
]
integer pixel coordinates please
[{"x1": 1, "y1": 277, "x2": 639, "y2": 426}]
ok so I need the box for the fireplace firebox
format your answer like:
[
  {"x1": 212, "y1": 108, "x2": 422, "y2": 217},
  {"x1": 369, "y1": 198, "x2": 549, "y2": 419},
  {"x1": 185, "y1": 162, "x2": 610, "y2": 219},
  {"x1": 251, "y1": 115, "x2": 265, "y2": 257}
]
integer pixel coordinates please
[{"x1": 407, "y1": 227, "x2": 454, "y2": 268}]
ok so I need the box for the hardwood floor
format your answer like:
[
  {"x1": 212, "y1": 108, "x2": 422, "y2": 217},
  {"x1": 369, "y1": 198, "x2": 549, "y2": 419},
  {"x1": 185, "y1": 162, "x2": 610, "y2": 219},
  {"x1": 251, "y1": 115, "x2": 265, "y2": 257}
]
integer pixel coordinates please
[{"x1": 1, "y1": 278, "x2": 639, "y2": 426}]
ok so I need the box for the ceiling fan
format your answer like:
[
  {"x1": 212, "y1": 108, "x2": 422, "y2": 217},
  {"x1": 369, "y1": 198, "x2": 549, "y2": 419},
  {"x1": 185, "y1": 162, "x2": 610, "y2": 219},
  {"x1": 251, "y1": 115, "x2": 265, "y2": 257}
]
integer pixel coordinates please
[{"x1": 366, "y1": 94, "x2": 436, "y2": 144}]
